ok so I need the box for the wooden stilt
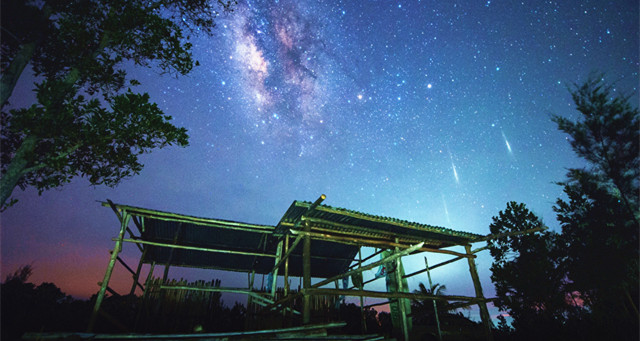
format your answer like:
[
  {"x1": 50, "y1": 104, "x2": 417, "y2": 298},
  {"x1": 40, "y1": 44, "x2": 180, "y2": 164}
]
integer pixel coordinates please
[
  {"x1": 394, "y1": 239, "x2": 409, "y2": 341},
  {"x1": 283, "y1": 234, "x2": 290, "y2": 321},
  {"x1": 303, "y1": 220, "x2": 312, "y2": 324},
  {"x1": 358, "y1": 247, "x2": 367, "y2": 333},
  {"x1": 88, "y1": 213, "x2": 131, "y2": 332},
  {"x1": 271, "y1": 240, "x2": 283, "y2": 297},
  {"x1": 425, "y1": 256, "x2": 443, "y2": 341},
  {"x1": 134, "y1": 261, "x2": 155, "y2": 331},
  {"x1": 130, "y1": 247, "x2": 147, "y2": 295},
  {"x1": 163, "y1": 223, "x2": 183, "y2": 282},
  {"x1": 465, "y1": 244, "x2": 493, "y2": 341}
]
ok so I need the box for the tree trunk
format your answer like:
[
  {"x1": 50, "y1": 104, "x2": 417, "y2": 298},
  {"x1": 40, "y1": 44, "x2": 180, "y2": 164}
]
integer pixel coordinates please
[
  {"x1": 1, "y1": 42, "x2": 36, "y2": 107},
  {"x1": 0, "y1": 135, "x2": 38, "y2": 208}
]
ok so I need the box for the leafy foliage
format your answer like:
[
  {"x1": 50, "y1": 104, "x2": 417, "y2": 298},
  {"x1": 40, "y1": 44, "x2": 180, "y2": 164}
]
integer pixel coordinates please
[
  {"x1": 552, "y1": 76, "x2": 639, "y2": 337},
  {"x1": 411, "y1": 282, "x2": 449, "y2": 326},
  {"x1": 491, "y1": 77, "x2": 639, "y2": 340},
  {"x1": 0, "y1": 0, "x2": 236, "y2": 209},
  {"x1": 488, "y1": 202, "x2": 569, "y2": 339}
]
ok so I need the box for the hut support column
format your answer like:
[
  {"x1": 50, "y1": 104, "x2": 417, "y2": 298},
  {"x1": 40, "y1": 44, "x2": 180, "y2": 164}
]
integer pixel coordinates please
[
  {"x1": 283, "y1": 234, "x2": 290, "y2": 320},
  {"x1": 425, "y1": 256, "x2": 443, "y2": 341},
  {"x1": 395, "y1": 240, "x2": 409, "y2": 341},
  {"x1": 465, "y1": 244, "x2": 493, "y2": 341},
  {"x1": 358, "y1": 247, "x2": 367, "y2": 333},
  {"x1": 129, "y1": 247, "x2": 147, "y2": 295},
  {"x1": 88, "y1": 212, "x2": 130, "y2": 332},
  {"x1": 271, "y1": 240, "x2": 283, "y2": 297},
  {"x1": 302, "y1": 220, "x2": 312, "y2": 324}
]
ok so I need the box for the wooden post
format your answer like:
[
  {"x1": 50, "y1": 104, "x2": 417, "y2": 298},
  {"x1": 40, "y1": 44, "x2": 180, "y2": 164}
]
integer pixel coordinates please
[
  {"x1": 88, "y1": 212, "x2": 130, "y2": 332},
  {"x1": 425, "y1": 256, "x2": 442, "y2": 341},
  {"x1": 130, "y1": 247, "x2": 147, "y2": 295},
  {"x1": 271, "y1": 240, "x2": 283, "y2": 297},
  {"x1": 358, "y1": 247, "x2": 367, "y2": 333},
  {"x1": 303, "y1": 220, "x2": 312, "y2": 324},
  {"x1": 246, "y1": 270, "x2": 256, "y2": 330},
  {"x1": 394, "y1": 240, "x2": 409, "y2": 341},
  {"x1": 284, "y1": 234, "x2": 290, "y2": 297},
  {"x1": 283, "y1": 234, "x2": 290, "y2": 320},
  {"x1": 134, "y1": 261, "x2": 156, "y2": 331},
  {"x1": 465, "y1": 244, "x2": 493, "y2": 341},
  {"x1": 163, "y1": 223, "x2": 183, "y2": 282}
]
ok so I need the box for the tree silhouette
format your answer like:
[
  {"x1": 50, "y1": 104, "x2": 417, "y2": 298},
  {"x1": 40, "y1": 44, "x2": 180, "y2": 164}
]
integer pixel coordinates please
[
  {"x1": 0, "y1": 0, "x2": 236, "y2": 209},
  {"x1": 488, "y1": 202, "x2": 569, "y2": 340},
  {"x1": 553, "y1": 76, "x2": 639, "y2": 339},
  {"x1": 411, "y1": 282, "x2": 449, "y2": 326}
]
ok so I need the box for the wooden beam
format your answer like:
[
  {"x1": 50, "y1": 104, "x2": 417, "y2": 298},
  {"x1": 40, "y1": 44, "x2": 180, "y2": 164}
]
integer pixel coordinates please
[
  {"x1": 394, "y1": 240, "x2": 409, "y2": 341},
  {"x1": 106, "y1": 199, "x2": 143, "y2": 252},
  {"x1": 349, "y1": 276, "x2": 382, "y2": 290},
  {"x1": 311, "y1": 242, "x2": 424, "y2": 289},
  {"x1": 88, "y1": 212, "x2": 130, "y2": 332},
  {"x1": 271, "y1": 240, "x2": 283, "y2": 297},
  {"x1": 303, "y1": 220, "x2": 312, "y2": 324},
  {"x1": 163, "y1": 223, "x2": 183, "y2": 281},
  {"x1": 472, "y1": 226, "x2": 547, "y2": 243},
  {"x1": 304, "y1": 288, "x2": 482, "y2": 302},
  {"x1": 290, "y1": 229, "x2": 469, "y2": 258},
  {"x1": 270, "y1": 234, "x2": 303, "y2": 274},
  {"x1": 465, "y1": 244, "x2": 493, "y2": 341},
  {"x1": 116, "y1": 238, "x2": 277, "y2": 258},
  {"x1": 101, "y1": 201, "x2": 275, "y2": 233},
  {"x1": 129, "y1": 248, "x2": 147, "y2": 295},
  {"x1": 403, "y1": 246, "x2": 488, "y2": 279},
  {"x1": 348, "y1": 248, "x2": 385, "y2": 270},
  {"x1": 425, "y1": 256, "x2": 442, "y2": 341}
]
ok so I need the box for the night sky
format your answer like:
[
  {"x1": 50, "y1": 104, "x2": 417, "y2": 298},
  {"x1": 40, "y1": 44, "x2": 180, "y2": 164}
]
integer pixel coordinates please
[{"x1": 2, "y1": 0, "x2": 638, "y2": 323}]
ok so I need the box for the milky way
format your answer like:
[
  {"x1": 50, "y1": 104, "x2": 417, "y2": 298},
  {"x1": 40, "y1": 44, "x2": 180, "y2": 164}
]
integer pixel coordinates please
[{"x1": 229, "y1": 0, "x2": 331, "y2": 151}]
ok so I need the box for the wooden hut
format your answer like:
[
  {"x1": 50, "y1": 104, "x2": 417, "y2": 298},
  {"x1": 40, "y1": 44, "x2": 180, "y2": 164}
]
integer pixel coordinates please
[{"x1": 87, "y1": 195, "x2": 508, "y2": 340}]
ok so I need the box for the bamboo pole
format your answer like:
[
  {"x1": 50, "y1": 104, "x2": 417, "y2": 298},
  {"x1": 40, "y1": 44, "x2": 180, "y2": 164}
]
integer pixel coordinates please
[
  {"x1": 135, "y1": 262, "x2": 156, "y2": 331},
  {"x1": 115, "y1": 238, "x2": 277, "y2": 258},
  {"x1": 130, "y1": 247, "x2": 147, "y2": 295},
  {"x1": 163, "y1": 223, "x2": 183, "y2": 282},
  {"x1": 349, "y1": 276, "x2": 383, "y2": 290},
  {"x1": 283, "y1": 234, "x2": 290, "y2": 321},
  {"x1": 394, "y1": 240, "x2": 409, "y2": 341},
  {"x1": 425, "y1": 256, "x2": 442, "y2": 341},
  {"x1": 403, "y1": 246, "x2": 487, "y2": 279},
  {"x1": 271, "y1": 240, "x2": 283, "y2": 297},
  {"x1": 471, "y1": 226, "x2": 547, "y2": 243},
  {"x1": 88, "y1": 212, "x2": 131, "y2": 332},
  {"x1": 290, "y1": 229, "x2": 469, "y2": 258},
  {"x1": 348, "y1": 248, "x2": 385, "y2": 270},
  {"x1": 465, "y1": 244, "x2": 493, "y2": 341},
  {"x1": 101, "y1": 202, "x2": 275, "y2": 233},
  {"x1": 270, "y1": 234, "x2": 303, "y2": 274},
  {"x1": 106, "y1": 200, "x2": 143, "y2": 252},
  {"x1": 358, "y1": 247, "x2": 367, "y2": 333},
  {"x1": 311, "y1": 242, "x2": 424, "y2": 289},
  {"x1": 303, "y1": 220, "x2": 312, "y2": 324},
  {"x1": 304, "y1": 288, "x2": 481, "y2": 302}
]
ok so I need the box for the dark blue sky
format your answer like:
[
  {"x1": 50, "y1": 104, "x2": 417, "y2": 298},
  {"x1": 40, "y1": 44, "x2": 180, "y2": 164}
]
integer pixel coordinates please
[{"x1": 2, "y1": 0, "x2": 638, "y2": 322}]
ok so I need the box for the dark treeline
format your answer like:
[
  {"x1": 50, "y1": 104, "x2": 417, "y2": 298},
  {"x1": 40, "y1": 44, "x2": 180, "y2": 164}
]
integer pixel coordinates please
[
  {"x1": 1, "y1": 266, "x2": 408, "y2": 340},
  {"x1": 487, "y1": 76, "x2": 639, "y2": 341},
  {"x1": 1, "y1": 266, "x2": 249, "y2": 340}
]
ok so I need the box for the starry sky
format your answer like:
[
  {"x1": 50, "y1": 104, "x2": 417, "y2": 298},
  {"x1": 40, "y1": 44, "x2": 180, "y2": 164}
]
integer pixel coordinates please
[{"x1": 2, "y1": 0, "x2": 638, "y2": 323}]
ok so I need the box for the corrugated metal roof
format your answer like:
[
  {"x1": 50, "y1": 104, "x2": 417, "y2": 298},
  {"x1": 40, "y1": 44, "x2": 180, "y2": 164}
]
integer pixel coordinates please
[
  {"x1": 106, "y1": 199, "x2": 481, "y2": 278},
  {"x1": 276, "y1": 200, "x2": 481, "y2": 248}
]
